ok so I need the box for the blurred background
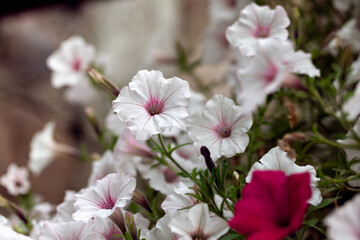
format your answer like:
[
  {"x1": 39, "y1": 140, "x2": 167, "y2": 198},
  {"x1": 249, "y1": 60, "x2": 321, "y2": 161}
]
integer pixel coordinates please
[{"x1": 0, "y1": 0, "x2": 212, "y2": 203}]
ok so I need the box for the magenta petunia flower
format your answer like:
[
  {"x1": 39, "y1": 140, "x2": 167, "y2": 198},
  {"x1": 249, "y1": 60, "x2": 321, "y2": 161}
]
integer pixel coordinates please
[{"x1": 229, "y1": 171, "x2": 311, "y2": 240}]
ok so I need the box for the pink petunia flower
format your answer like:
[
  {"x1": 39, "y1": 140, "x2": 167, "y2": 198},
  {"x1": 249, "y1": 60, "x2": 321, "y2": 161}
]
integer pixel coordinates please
[
  {"x1": 112, "y1": 70, "x2": 190, "y2": 140},
  {"x1": 187, "y1": 94, "x2": 253, "y2": 161},
  {"x1": 226, "y1": 3, "x2": 290, "y2": 56},
  {"x1": 229, "y1": 171, "x2": 311, "y2": 240}
]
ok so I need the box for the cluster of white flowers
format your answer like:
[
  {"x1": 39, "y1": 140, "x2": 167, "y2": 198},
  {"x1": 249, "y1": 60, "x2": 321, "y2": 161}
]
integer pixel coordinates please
[{"x1": 3, "y1": 1, "x2": 360, "y2": 239}]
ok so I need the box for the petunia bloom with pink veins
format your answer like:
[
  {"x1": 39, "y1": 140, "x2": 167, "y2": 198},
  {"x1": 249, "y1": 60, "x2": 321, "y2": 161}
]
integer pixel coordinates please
[
  {"x1": 226, "y1": 3, "x2": 290, "y2": 56},
  {"x1": 72, "y1": 173, "x2": 136, "y2": 222},
  {"x1": 112, "y1": 70, "x2": 190, "y2": 140},
  {"x1": 236, "y1": 39, "x2": 320, "y2": 112},
  {"x1": 229, "y1": 171, "x2": 311, "y2": 240},
  {"x1": 187, "y1": 94, "x2": 252, "y2": 161},
  {"x1": 0, "y1": 163, "x2": 30, "y2": 196},
  {"x1": 46, "y1": 35, "x2": 95, "y2": 88}
]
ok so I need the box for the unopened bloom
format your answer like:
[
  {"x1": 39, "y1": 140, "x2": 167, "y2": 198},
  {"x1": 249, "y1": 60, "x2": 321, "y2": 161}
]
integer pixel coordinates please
[
  {"x1": 0, "y1": 163, "x2": 30, "y2": 196},
  {"x1": 324, "y1": 194, "x2": 360, "y2": 240},
  {"x1": 73, "y1": 173, "x2": 136, "y2": 222},
  {"x1": 187, "y1": 94, "x2": 252, "y2": 161},
  {"x1": 226, "y1": 3, "x2": 290, "y2": 56},
  {"x1": 113, "y1": 70, "x2": 190, "y2": 140},
  {"x1": 169, "y1": 203, "x2": 229, "y2": 240},
  {"x1": 246, "y1": 146, "x2": 322, "y2": 206},
  {"x1": 46, "y1": 35, "x2": 95, "y2": 88},
  {"x1": 229, "y1": 171, "x2": 311, "y2": 240}
]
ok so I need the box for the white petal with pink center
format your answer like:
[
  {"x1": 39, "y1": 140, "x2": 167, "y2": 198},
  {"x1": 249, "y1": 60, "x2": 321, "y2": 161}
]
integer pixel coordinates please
[
  {"x1": 187, "y1": 94, "x2": 252, "y2": 161},
  {"x1": 226, "y1": 3, "x2": 290, "y2": 56},
  {"x1": 168, "y1": 203, "x2": 229, "y2": 240},
  {"x1": 246, "y1": 146, "x2": 322, "y2": 206},
  {"x1": 40, "y1": 221, "x2": 87, "y2": 240},
  {"x1": 0, "y1": 163, "x2": 30, "y2": 196},
  {"x1": 324, "y1": 194, "x2": 360, "y2": 240},
  {"x1": 73, "y1": 173, "x2": 136, "y2": 222},
  {"x1": 112, "y1": 70, "x2": 190, "y2": 140},
  {"x1": 46, "y1": 35, "x2": 95, "y2": 88},
  {"x1": 236, "y1": 40, "x2": 319, "y2": 111}
]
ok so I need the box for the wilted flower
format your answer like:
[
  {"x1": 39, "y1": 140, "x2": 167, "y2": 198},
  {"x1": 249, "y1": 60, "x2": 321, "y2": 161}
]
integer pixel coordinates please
[
  {"x1": 246, "y1": 146, "x2": 322, "y2": 206},
  {"x1": 113, "y1": 70, "x2": 190, "y2": 140},
  {"x1": 187, "y1": 94, "x2": 252, "y2": 161},
  {"x1": 0, "y1": 163, "x2": 30, "y2": 196},
  {"x1": 226, "y1": 3, "x2": 290, "y2": 56},
  {"x1": 229, "y1": 171, "x2": 311, "y2": 240}
]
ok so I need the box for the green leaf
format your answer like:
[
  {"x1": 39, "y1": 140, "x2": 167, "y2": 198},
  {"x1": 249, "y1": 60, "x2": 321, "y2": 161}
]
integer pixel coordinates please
[
  {"x1": 220, "y1": 233, "x2": 243, "y2": 240},
  {"x1": 307, "y1": 197, "x2": 340, "y2": 214},
  {"x1": 304, "y1": 218, "x2": 318, "y2": 227}
]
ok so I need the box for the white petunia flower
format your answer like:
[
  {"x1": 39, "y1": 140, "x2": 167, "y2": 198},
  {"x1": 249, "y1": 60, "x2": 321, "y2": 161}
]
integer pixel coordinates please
[
  {"x1": 81, "y1": 217, "x2": 124, "y2": 240},
  {"x1": 112, "y1": 70, "x2": 190, "y2": 140},
  {"x1": 0, "y1": 225, "x2": 33, "y2": 240},
  {"x1": 0, "y1": 163, "x2": 30, "y2": 196},
  {"x1": 28, "y1": 121, "x2": 78, "y2": 176},
  {"x1": 226, "y1": 3, "x2": 290, "y2": 56},
  {"x1": 343, "y1": 83, "x2": 360, "y2": 120},
  {"x1": 324, "y1": 194, "x2": 360, "y2": 240},
  {"x1": 187, "y1": 94, "x2": 252, "y2": 161},
  {"x1": 146, "y1": 211, "x2": 178, "y2": 240},
  {"x1": 113, "y1": 129, "x2": 153, "y2": 176},
  {"x1": 236, "y1": 40, "x2": 319, "y2": 111},
  {"x1": 327, "y1": 19, "x2": 360, "y2": 54},
  {"x1": 87, "y1": 150, "x2": 117, "y2": 186},
  {"x1": 40, "y1": 221, "x2": 87, "y2": 240},
  {"x1": 72, "y1": 173, "x2": 136, "y2": 222},
  {"x1": 105, "y1": 110, "x2": 127, "y2": 136},
  {"x1": 46, "y1": 35, "x2": 95, "y2": 88},
  {"x1": 337, "y1": 118, "x2": 360, "y2": 186},
  {"x1": 246, "y1": 146, "x2": 322, "y2": 206},
  {"x1": 161, "y1": 182, "x2": 194, "y2": 213},
  {"x1": 168, "y1": 203, "x2": 229, "y2": 240}
]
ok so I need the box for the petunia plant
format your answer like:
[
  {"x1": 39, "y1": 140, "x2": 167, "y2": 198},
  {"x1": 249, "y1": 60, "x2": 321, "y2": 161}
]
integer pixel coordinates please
[{"x1": 2, "y1": 1, "x2": 360, "y2": 240}]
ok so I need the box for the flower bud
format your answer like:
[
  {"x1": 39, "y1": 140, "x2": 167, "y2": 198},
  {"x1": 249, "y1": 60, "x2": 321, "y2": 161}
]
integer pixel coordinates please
[{"x1": 200, "y1": 146, "x2": 215, "y2": 172}]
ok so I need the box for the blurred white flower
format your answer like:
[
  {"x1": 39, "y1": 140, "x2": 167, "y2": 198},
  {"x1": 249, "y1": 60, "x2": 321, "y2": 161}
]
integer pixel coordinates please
[
  {"x1": 46, "y1": 35, "x2": 95, "y2": 88},
  {"x1": 73, "y1": 173, "x2": 136, "y2": 222},
  {"x1": 28, "y1": 121, "x2": 78, "y2": 176},
  {"x1": 337, "y1": 118, "x2": 360, "y2": 186},
  {"x1": 246, "y1": 146, "x2": 322, "y2": 206},
  {"x1": 324, "y1": 194, "x2": 360, "y2": 240},
  {"x1": 332, "y1": 0, "x2": 360, "y2": 12},
  {"x1": 226, "y1": 3, "x2": 290, "y2": 56},
  {"x1": 236, "y1": 40, "x2": 319, "y2": 111},
  {"x1": 187, "y1": 94, "x2": 252, "y2": 161},
  {"x1": 40, "y1": 221, "x2": 87, "y2": 240},
  {"x1": 113, "y1": 129, "x2": 153, "y2": 176},
  {"x1": 112, "y1": 70, "x2": 190, "y2": 140},
  {"x1": 168, "y1": 203, "x2": 229, "y2": 240},
  {"x1": 0, "y1": 224, "x2": 33, "y2": 240},
  {"x1": 0, "y1": 163, "x2": 30, "y2": 196},
  {"x1": 87, "y1": 150, "x2": 117, "y2": 186},
  {"x1": 327, "y1": 19, "x2": 360, "y2": 54},
  {"x1": 343, "y1": 83, "x2": 360, "y2": 120}
]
